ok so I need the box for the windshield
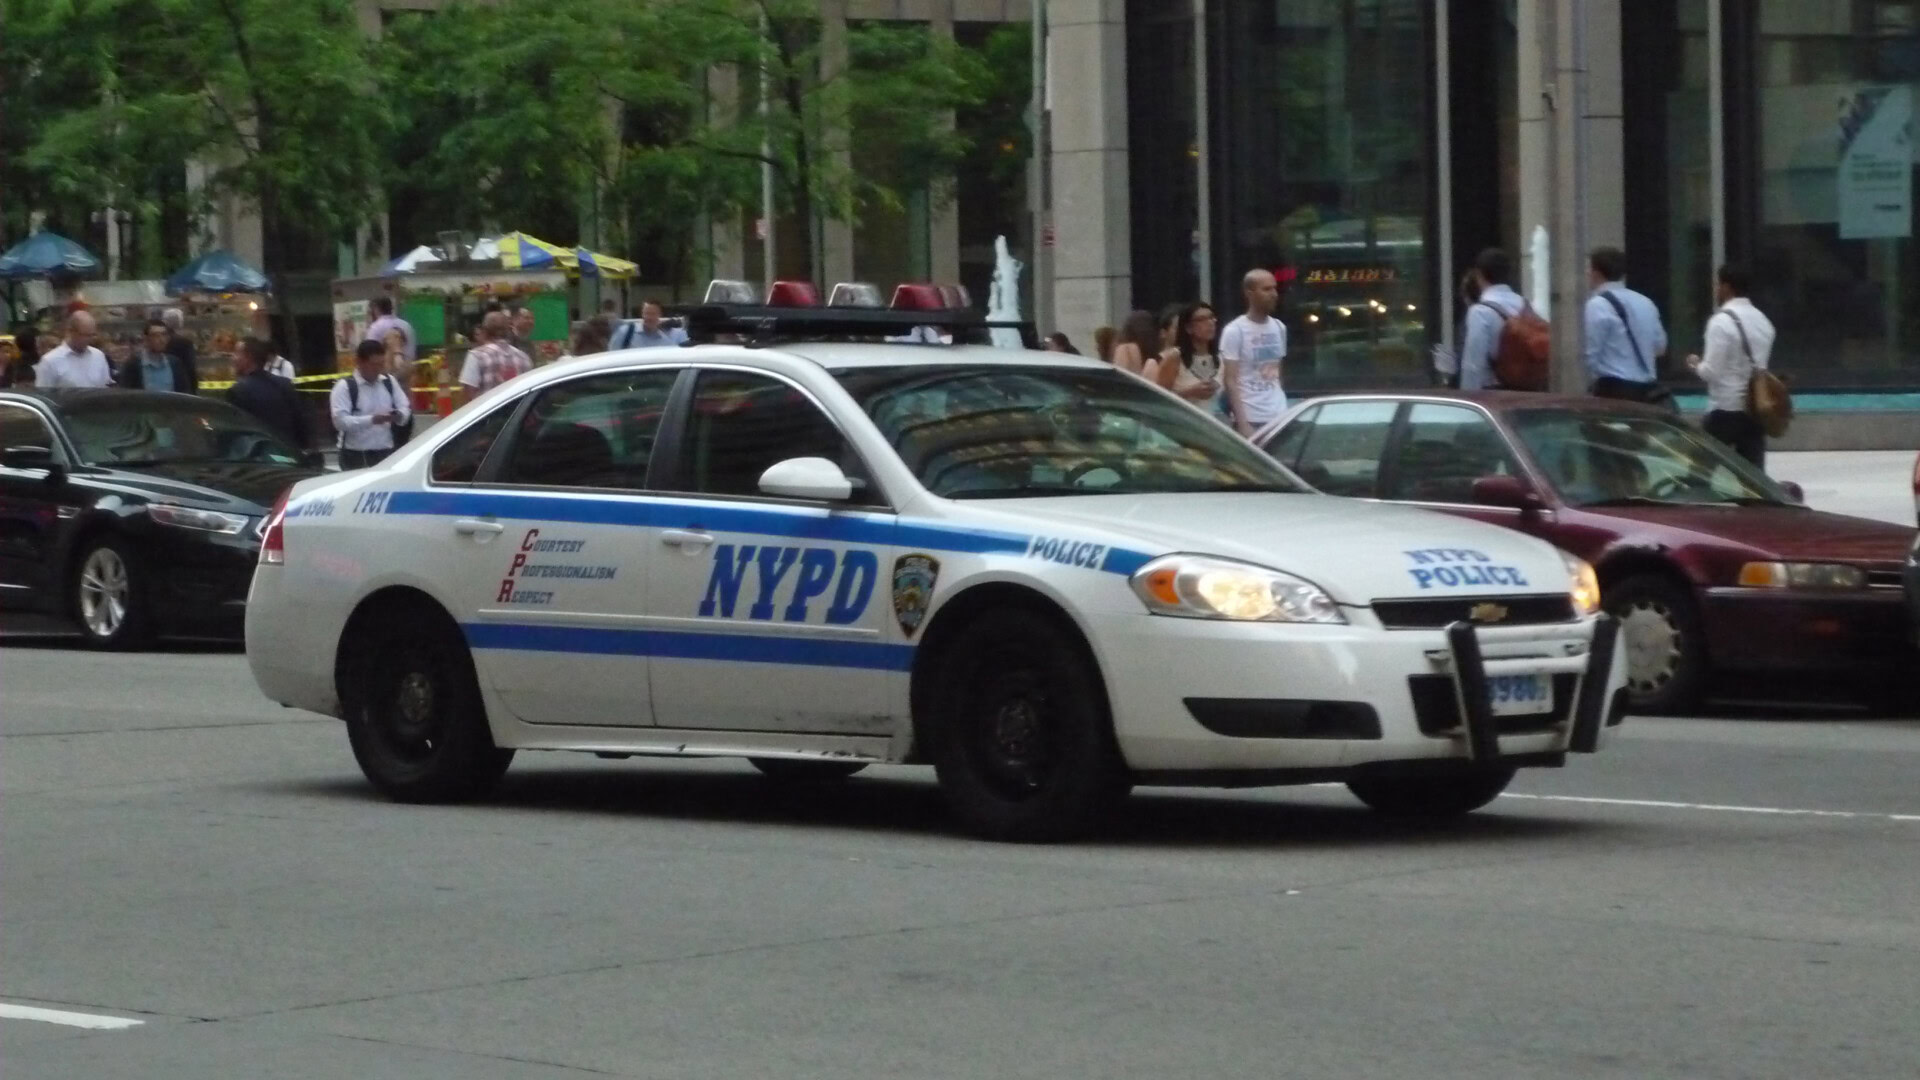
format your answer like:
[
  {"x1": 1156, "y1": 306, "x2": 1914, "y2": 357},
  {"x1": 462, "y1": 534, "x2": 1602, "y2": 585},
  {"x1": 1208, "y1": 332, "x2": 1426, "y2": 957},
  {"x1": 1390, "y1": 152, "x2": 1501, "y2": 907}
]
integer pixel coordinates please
[
  {"x1": 61, "y1": 395, "x2": 303, "y2": 467},
  {"x1": 1509, "y1": 408, "x2": 1791, "y2": 507},
  {"x1": 833, "y1": 364, "x2": 1305, "y2": 498}
]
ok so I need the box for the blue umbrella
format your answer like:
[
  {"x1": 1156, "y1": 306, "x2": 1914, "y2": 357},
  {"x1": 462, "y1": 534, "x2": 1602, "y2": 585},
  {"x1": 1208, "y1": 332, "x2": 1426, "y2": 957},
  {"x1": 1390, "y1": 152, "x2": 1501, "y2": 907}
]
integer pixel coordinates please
[
  {"x1": 165, "y1": 249, "x2": 270, "y2": 294},
  {"x1": 0, "y1": 231, "x2": 101, "y2": 280}
]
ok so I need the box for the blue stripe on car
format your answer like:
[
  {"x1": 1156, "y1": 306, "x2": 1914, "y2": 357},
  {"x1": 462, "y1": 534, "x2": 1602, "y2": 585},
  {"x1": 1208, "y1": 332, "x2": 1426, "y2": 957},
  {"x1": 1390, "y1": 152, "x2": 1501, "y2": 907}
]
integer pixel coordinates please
[
  {"x1": 387, "y1": 490, "x2": 1143, "y2": 571},
  {"x1": 463, "y1": 622, "x2": 917, "y2": 671}
]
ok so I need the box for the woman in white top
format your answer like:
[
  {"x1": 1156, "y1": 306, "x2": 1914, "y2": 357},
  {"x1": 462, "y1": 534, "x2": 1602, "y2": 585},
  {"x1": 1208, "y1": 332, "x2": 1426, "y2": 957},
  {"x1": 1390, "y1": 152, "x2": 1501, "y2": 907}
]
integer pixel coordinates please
[{"x1": 1147, "y1": 301, "x2": 1224, "y2": 412}]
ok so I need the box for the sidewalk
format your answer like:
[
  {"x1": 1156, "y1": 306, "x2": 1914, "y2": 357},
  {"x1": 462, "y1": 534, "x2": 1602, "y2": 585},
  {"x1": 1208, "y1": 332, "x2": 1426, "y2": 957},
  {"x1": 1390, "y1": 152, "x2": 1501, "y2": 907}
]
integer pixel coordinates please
[{"x1": 1769, "y1": 450, "x2": 1916, "y2": 526}]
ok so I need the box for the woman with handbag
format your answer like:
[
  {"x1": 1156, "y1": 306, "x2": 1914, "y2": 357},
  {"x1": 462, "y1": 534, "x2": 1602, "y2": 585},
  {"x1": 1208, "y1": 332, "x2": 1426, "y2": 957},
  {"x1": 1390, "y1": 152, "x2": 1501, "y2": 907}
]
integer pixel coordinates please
[{"x1": 1685, "y1": 263, "x2": 1778, "y2": 469}]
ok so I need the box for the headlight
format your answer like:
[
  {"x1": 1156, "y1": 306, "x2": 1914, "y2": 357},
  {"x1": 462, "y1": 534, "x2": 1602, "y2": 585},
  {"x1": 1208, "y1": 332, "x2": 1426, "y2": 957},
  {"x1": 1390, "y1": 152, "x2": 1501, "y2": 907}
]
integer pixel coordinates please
[
  {"x1": 148, "y1": 504, "x2": 249, "y2": 535},
  {"x1": 1563, "y1": 552, "x2": 1601, "y2": 616},
  {"x1": 1736, "y1": 561, "x2": 1867, "y2": 589},
  {"x1": 1130, "y1": 554, "x2": 1346, "y2": 624}
]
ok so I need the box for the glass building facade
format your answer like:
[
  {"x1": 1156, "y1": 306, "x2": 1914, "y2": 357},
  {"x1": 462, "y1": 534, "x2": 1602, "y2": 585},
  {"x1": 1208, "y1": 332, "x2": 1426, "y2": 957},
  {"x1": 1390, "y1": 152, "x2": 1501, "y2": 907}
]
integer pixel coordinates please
[{"x1": 1127, "y1": 0, "x2": 1920, "y2": 393}]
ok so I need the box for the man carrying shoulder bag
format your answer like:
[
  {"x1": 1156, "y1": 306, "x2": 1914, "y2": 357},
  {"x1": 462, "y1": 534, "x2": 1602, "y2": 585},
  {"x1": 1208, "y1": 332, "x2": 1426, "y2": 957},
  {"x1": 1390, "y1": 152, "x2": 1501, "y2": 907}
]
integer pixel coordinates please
[{"x1": 1687, "y1": 263, "x2": 1786, "y2": 469}]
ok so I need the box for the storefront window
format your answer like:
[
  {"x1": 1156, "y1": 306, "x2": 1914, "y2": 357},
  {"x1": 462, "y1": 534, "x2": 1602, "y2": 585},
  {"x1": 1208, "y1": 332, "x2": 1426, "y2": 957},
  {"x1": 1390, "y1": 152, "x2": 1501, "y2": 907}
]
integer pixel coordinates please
[
  {"x1": 1208, "y1": 0, "x2": 1434, "y2": 389},
  {"x1": 1625, "y1": 0, "x2": 1713, "y2": 368},
  {"x1": 1735, "y1": 0, "x2": 1920, "y2": 387}
]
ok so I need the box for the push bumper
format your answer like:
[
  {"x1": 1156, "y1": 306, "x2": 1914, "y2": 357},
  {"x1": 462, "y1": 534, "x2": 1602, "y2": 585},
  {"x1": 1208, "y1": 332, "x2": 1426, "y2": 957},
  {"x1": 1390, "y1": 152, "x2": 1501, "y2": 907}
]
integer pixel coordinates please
[{"x1": 1440, "y1": 613, "x2": 1620, "y2": 762}]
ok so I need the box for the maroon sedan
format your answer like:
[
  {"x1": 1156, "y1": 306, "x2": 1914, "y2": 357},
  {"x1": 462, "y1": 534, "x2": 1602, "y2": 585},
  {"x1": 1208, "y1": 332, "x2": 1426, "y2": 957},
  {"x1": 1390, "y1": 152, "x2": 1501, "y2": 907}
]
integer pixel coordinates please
[{"x1": 1255, "y1": 392, "x2": 1919, "y2": 713}]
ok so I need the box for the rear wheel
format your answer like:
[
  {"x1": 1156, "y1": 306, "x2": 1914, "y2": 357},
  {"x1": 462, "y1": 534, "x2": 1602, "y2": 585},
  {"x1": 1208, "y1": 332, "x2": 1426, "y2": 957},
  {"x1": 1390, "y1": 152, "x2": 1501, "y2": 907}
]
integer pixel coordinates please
[
  {"x1": 343, "y1": 612, "x2": 512, "y2": 803},
  {"x1": 927, "y1": 608, "x2": 1131, "y2": 842},
  {"x1": 748, "y1": 758, "x2": 868, "y2": 782},
  {"x1": 1347, "y1": 767, "x2": 1516, "y2": 818},
  {"x1": 72, "y1": 537, "x2": 151, "y2": 650},
  {"x1": 1605, "y1": 574, "x2": 1707, "y2": 714}
]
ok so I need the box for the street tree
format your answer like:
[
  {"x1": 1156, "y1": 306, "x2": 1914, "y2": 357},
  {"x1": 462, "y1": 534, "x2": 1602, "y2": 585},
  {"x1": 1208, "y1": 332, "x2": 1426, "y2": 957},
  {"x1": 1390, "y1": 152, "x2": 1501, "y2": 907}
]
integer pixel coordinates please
[
  {"x1": 26, "y1": 0, "x2": 387, "y2": 358},
  {"x1": 382, "y1": 0, "x2": 992, "y2": 288}
]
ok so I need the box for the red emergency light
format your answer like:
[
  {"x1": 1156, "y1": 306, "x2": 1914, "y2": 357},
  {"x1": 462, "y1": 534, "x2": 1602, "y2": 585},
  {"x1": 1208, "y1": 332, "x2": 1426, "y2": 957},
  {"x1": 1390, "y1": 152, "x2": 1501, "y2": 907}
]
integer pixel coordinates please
[
  {"x1": 890, "y1": 283, "x2": 948, "y2": 311},
  {"x1": 766, "y1": 280, "x2": 818, "y2": 307}
]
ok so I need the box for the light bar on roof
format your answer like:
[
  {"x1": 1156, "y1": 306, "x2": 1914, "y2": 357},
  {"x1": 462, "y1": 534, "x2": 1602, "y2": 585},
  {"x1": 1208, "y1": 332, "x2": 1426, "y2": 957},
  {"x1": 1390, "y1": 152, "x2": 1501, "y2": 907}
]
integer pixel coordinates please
[
  {"x1": 766, "y1": 280, "x2": 818, "y2": 307},
  {"x1": 828, "y1": 282, "x2": 885, "y2": 308},
  {"x1": 704, "y1": 279, "x2": 759, "y2": 305}
]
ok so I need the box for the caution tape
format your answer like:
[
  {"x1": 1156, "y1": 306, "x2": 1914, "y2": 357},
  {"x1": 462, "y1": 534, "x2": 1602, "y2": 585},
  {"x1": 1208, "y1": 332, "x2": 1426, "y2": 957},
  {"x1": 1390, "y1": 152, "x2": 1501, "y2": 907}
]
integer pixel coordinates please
[{"x1": 201, "y1": 357, "x2": 440, "y2": 393}]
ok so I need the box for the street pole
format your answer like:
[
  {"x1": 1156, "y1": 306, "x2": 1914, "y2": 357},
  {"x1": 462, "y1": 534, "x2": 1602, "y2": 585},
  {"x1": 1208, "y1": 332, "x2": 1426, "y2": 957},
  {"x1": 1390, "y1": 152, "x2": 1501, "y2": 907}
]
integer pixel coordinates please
[
  {"x1": 760, "y1": 11, "x2": 777, "y2": 290},
  {"x1": 1546, "y1": 0, "x2": 1591, "y2": 394},
  {"x1": 1027, "y1": 0, "x2": 1052, "y2": 334}
]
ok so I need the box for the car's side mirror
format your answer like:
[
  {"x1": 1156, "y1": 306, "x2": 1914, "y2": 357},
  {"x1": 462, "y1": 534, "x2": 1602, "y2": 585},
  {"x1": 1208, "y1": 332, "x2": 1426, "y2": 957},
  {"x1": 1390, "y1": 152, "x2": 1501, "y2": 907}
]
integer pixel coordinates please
[
  {"x1": 1470, "y1": 474, "x2": 1544, "y2": 513},
  {"x1": 1, "y1": 444, "x2": 63, "y2": 482},
  {"x1": 759, "y1": 456, "x2": 855, "y2": 502},
  {"x1": 1778, "y1": 480, "x2": 1805, "y2": 505}
]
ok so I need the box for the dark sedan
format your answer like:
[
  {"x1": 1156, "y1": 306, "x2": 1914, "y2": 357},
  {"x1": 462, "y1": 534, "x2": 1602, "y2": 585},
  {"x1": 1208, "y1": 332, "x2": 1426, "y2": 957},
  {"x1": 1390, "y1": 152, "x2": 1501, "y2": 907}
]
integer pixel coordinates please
[
  {"x1": 1255, "y1": 392, "x2": 1920, "y2": 713},
  {"x1": 0, "y1": 389, "x2": 322, "y2": 647}
]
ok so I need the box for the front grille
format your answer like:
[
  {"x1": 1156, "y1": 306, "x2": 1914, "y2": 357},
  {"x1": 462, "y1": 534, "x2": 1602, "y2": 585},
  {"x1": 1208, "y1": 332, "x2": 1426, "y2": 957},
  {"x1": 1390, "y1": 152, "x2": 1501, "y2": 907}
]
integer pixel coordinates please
[
  {"x1": 1372, "y1": 594, "x2": 1577, "y2": 630},
  {"x1": 1408, "y1": 673, "x2": 1578, "y2": 735}
]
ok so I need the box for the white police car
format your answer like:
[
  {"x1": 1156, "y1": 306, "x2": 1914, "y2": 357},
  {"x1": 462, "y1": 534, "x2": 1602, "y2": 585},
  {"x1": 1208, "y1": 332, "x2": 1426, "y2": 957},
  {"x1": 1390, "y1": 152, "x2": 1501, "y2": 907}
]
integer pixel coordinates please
[{"x1": 246, "y1": 302, "x2": 1626, "y2": 841}]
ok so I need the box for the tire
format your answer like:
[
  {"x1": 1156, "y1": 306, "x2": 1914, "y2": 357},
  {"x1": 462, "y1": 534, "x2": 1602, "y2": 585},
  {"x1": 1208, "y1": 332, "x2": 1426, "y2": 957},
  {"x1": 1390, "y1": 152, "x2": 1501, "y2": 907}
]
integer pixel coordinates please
[
  {"x1": 927, "y1": 608, "x2": 1131, "y2": 842},
  {"x1": 1347, "y1": 767, "x2": 1516, "y2": 818},
  {"x1": 748, "y1": 758, "x2": 868, "y2": 782},
  {"x1": 1604, "y1": 574, "x2": 1707, "y2": 714},
  {"x1": 71, "y1": 536, "x2": 152, "y2": 650},
  {"x1": 342, "y1": 612, "x2": 513, "y2": 803}
]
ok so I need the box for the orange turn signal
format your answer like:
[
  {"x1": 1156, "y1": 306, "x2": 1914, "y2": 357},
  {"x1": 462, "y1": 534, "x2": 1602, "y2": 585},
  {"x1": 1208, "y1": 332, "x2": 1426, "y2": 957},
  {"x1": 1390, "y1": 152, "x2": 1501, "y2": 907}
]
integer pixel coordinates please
[{"x1": 1142, "y1": 567, "x2": 1180, "y2": 605}]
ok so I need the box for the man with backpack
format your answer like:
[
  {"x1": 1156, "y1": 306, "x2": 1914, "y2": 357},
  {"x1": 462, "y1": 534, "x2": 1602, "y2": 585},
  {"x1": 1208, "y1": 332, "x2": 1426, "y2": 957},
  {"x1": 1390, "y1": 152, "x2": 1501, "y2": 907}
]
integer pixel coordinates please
[
  {"x1": 330, "y1": 339, "x2": 412, "y2": 470},
  {"x1": 1584, "y1": 246, "x2": 1671, "y2": 404},
  {"x1": 1685, "y1": 263, "x2": 1781, "y2": 468},
  {"x1": 1459, "y1": 248, "x2": 1548, "y2": 390}
]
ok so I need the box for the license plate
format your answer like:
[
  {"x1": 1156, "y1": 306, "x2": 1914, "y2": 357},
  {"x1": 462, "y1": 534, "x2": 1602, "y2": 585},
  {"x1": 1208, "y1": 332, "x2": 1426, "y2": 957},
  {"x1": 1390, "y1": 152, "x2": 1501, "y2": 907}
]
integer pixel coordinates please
[{"x1": 1487, "y1": 674, "x2": 1552, "y2": 716}]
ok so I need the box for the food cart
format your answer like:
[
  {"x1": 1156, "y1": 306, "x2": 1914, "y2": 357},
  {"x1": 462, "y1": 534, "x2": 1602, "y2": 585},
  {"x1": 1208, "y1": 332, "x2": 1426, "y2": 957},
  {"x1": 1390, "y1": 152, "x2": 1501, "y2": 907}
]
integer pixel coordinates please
[
  {"x1": 330, "y1": 267, "x2": 572, "y2": 375},
  {"x1": 21, "y1": 278, "x2": 265, "y2": 382}
]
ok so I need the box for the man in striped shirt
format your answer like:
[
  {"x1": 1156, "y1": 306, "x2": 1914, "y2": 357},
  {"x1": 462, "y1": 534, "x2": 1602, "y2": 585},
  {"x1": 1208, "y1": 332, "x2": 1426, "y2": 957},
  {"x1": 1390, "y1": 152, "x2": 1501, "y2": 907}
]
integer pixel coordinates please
[{"x1": 458, "y1": 310, "x2": 531, "y2": 405}]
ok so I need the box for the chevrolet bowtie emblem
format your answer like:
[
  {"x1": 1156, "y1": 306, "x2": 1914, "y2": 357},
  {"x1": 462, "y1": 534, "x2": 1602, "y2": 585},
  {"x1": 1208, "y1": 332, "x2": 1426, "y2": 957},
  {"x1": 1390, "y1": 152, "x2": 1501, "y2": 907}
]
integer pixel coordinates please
[{"x1": 1469, "y1": 602, "x2": 1510, "y2": 624}]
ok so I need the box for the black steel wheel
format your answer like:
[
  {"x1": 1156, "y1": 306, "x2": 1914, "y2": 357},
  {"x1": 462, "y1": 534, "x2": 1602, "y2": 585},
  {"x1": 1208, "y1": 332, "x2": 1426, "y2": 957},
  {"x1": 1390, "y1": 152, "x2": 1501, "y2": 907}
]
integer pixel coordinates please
[
  {"x1": 343, "y1": 613, "x2": 512, "y2": 803},
  {"x1": 928, "y1": 608, "x2": 1130, "y2": 841},
  {"x1": 1346, "y1": 767, "x2": 1516, "y2": 818}
]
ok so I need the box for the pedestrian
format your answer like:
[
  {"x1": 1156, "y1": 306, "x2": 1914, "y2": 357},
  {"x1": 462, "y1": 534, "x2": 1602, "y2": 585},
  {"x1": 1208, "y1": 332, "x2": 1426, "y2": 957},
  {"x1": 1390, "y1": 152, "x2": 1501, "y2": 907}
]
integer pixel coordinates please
[
  {"x1": 1432, "y1": 269, "x2": 1482, "y2": 388},
  {"x1": 610, "y1": 299, "x2": 688, "y2": 350},
  {"x1": 1092, "y1": 326, "x2": 1116, "y2": 364},
  {"x1": 572, "y1": 316, "x2": 613, "y2": 357},
  {"x1": 1109, "y1": 310, "x2": 1160, "y2": 376},
  {"x1": 365, "y1": 295, "x2": 416, "y2": 367},
  {"x1": 510, "y1": 305, "x2": 537, "y2": 362},
  {"x1": 34, "y1": 310, "x2": 113, "y2": 388},
  {"x1": 458, "y1": 310, "x2": 531, "y2": 404},
  {"x1": 118, "y1": 318, "x2": 198, "y2": 393},
  {"x1": 4, "y1": 321, "x2": 40, "y2": 387},
  {"x1": 1219, "y1": 268, "x2": 1288, "y2": 436},
  {"x1": 1685, "y1": 263, "x2": 1776, "y2": 468},
  {"x1": 1043, "y1": 332, "x2": 1079, "y2": 354},
  {"x1": 1458, "y1": 248, "x2": 1533, "y2": 390},
  {"x1": 228, "y1": 337, "x2": 312, "y2": 451},
  {"x1": 1149, "y1": 301, "x2": 1224, "y2": 410},
  {"x1": 330, "y1": 338, "x2": 410, "y2": 470},
  {"x1": 1585, "y1": 246, "x2": 1671, "y2": 405},
  {"x1": 160, "y1": 308, "x2": 200, "y2": 387}
]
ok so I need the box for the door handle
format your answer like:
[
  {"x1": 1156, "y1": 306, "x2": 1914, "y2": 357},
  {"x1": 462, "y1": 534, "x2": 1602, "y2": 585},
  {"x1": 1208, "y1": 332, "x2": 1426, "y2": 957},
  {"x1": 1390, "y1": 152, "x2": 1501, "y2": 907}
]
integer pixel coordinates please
[
  {"x1": 660, "y1": 528, "x2": 715, "y2": 549},
  {"x1": 453, "y1": 518, "x2": 505, "y2": 537}
]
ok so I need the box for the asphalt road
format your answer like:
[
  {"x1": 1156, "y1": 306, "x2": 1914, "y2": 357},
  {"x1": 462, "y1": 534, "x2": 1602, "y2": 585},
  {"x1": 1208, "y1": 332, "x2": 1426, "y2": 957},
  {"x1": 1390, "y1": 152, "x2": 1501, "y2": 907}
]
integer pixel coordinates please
[{"x1": 3, "y1": 641, "x2": 1916, "y2": 1080}]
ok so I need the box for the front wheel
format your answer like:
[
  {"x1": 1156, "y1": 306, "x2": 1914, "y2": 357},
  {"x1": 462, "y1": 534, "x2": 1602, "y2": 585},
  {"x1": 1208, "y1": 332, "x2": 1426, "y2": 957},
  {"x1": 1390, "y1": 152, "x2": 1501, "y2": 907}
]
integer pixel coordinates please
[
  {"x1": 1347, "y1": 767, "x2": 1516, "y2": 818},
  {"x1": 927, "y1": 608, "x2": 1131, "y2": 842},
  {"x1": 343, "y1": 614, "x2": 512, "y2": 803},
  {"x1": 1605, "y1": 574, "x2": 1707, "y2": 714},
  {"x1": 72, "y1": 537, "x2": 151, "y2": 649}
]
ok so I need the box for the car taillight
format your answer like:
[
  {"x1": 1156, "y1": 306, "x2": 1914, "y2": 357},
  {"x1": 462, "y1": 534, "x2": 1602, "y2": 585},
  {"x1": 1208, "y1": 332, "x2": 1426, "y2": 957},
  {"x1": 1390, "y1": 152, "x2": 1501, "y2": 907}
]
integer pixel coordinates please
[{"x1": 260, "y1": 489, "x2": 290, "y2": 565}]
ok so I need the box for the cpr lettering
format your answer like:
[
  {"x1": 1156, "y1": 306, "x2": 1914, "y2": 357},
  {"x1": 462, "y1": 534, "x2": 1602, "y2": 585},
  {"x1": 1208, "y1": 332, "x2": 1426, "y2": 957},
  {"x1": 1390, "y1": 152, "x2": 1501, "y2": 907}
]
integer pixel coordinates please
[{"x1": 700, "y1": 544, "x2": 878, "y2": 624}]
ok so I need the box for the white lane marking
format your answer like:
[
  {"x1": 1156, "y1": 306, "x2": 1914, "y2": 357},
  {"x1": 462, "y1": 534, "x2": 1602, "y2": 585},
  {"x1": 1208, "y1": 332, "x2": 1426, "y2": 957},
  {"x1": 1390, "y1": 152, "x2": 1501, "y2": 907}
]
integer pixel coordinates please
[
  {"x1": 0, "y1": 1003, "x2": 145, "y2": 1030},
  {"x1": 1501, "y1": 792, "x2": 1920, "y2": 823}
]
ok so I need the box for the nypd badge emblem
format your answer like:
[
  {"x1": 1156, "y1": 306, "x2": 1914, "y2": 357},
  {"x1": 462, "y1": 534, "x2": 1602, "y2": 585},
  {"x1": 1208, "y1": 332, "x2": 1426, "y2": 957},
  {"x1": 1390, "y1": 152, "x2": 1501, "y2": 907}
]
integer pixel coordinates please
[{"x1": 892, "y1": 554, "x2": 940, "y2": 637}]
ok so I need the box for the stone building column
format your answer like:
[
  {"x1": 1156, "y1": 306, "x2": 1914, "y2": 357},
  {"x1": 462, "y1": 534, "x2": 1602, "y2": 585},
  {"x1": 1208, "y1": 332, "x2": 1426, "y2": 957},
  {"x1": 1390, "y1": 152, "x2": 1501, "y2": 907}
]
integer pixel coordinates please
[{"x1": 1046, "y1": 0, "x2": 1129, "y2": 352}]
